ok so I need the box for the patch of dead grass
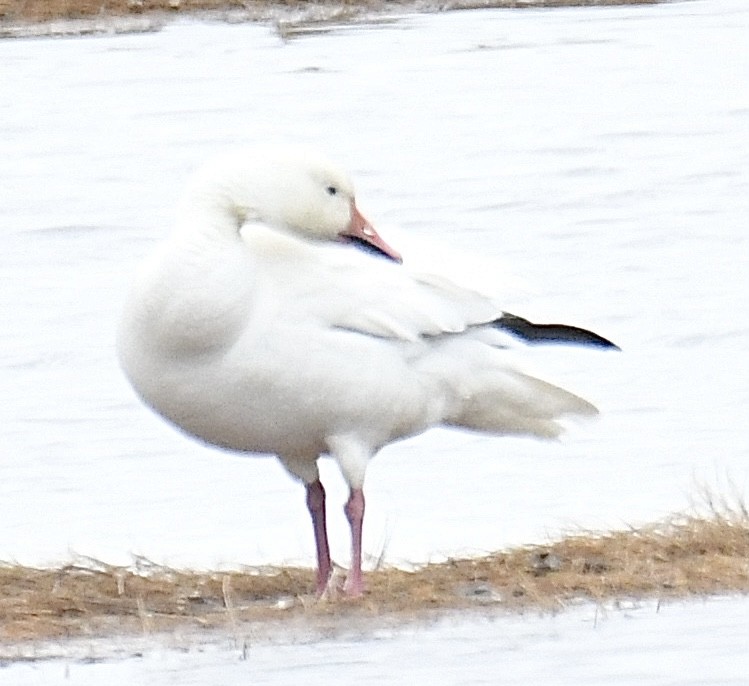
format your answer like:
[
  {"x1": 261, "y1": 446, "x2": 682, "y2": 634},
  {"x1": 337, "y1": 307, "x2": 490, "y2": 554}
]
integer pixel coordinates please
[
  {"x1": 2, "y1": 507, "x2": 748, "y2": 645},
  {"x1": 0, "y1": 0, "x2": 666, "y2": 28}
]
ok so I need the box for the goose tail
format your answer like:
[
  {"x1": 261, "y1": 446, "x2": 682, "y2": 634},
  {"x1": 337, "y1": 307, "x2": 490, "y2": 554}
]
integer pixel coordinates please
[{"x1": 447, "y1": 367, "x2": 598, "y2": 440}]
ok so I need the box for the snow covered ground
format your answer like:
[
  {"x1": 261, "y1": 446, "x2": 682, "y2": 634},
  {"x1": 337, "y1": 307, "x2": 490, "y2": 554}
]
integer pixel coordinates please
[
  {"x1": 5, "y1": 598, "x2": 749, "y2": 684},
  {"x1": 1, "y1": 0, "x2": 748, "y2": 680}
]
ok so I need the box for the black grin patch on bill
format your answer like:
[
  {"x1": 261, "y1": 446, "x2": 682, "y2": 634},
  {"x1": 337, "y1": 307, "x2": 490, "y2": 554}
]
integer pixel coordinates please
[{"x1": 345, "y1": 235, "x2": 401, "y2": 262}]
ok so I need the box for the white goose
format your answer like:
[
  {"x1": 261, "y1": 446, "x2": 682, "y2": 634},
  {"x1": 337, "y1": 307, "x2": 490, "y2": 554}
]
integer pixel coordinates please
[{"x1": 118, "y1": 145, "x2": 616, "y2": 596}]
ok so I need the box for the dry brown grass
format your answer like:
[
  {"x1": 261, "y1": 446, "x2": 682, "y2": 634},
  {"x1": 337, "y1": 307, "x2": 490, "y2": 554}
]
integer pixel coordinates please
[
  {"x1": 0, "y1": 0, "x2": 665, "y2": 27},
  {"x1": 2, "y1": 506, "x2": 748, "y2": 645}
]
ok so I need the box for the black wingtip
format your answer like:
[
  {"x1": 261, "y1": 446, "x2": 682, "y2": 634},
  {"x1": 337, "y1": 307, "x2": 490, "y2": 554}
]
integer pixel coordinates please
[{"x1": 495, "y1": 312, "x2": 620, "y2": 350}]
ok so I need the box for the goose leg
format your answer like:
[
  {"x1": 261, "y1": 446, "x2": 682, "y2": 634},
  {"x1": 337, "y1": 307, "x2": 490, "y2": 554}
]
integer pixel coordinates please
[
  {"x1": 277, "y1": 456, "x2": 332, "y2": 595},
  {"x1": 343, "y1": 487, "x2": 365, "y2": 596},
  {"x1": 326, "y1": 435, "x2": 370, "y2": 597},
  {"x1": 305, "y1": 479, "x2": 332, "y2": 595}
]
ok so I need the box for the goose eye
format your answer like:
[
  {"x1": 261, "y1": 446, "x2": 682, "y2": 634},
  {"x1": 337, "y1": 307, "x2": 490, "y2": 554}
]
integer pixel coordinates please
[{"x1": 326, "y1": 186, "x2": 337, "y2": 196}]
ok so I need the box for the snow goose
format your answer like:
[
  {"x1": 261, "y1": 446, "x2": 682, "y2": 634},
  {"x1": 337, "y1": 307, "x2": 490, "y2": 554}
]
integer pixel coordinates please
[{"x1": 118, "y1": 145, "x2": 617, "y2": 596}]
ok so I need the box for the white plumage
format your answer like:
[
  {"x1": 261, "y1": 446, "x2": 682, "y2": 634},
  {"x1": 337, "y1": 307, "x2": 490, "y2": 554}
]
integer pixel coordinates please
[{"x1": 118, "y1": 145, "x2": 603, "y2": 595}]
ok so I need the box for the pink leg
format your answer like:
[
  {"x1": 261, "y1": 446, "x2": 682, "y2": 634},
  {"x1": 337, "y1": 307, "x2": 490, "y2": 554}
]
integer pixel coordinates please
[
  {"x1": 305, "y1": 480, "x2": 332, "y2": 595},
  {"x1": 343, "y1": 488, "x2": 366, "y2": 596}
]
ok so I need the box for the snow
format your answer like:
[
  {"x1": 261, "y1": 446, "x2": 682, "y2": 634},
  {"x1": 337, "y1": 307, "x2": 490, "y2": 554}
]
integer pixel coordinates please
[{"x1": 5, "y1": 598, "x2": 749, "y2": 684}]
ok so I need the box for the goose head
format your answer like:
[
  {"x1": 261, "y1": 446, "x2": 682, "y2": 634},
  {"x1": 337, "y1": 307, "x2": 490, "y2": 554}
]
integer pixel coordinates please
[{"x1": 183, "y1": 146, "x2": 402, "y2": 263}]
